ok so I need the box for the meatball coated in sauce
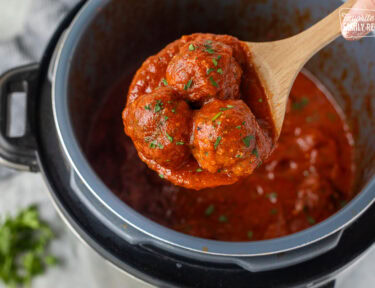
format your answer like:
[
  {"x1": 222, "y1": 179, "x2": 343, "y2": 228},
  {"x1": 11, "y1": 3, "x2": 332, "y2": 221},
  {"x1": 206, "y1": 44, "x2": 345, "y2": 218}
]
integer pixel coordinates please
[
  {"x1": 123, "y1": 33, "x2": 274, "y2": 189},
  {"x1": 123, "y1": 87, "x2": 192, "y2": 169},
  {"x1": 166, "y1": 40, "x2": 242, "y2": 103},
  {"x1": 192, "y1": 99, "x2": 272, "y2": 176}
]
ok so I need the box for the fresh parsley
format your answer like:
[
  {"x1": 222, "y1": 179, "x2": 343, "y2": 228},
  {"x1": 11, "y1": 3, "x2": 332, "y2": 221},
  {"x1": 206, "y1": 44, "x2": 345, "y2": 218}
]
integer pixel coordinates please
[
  {"x1": 209, "y1": 76, "x2": 218, "y2": 87},
  {"x1": 166, "y1": 132, "x2": 173, "y2": 143},
  {"x1": 242, "y1": 135, "x2": 254, "y2": 148},
  {"x1": 162, "y1": 78, "x2": 168, "y2": 86},
  {"x1": 0, "y1": 206, "x2": 58, "y2": 287},
  {"x1": 292, "y1": 97, "x2": 309, "y2": 111},
  {"x1": 184, "y1": 79, "x2": 193, "y2": 90},
  {"x1": 205, "y1": 205, "x2": 215, "y2": 216},
  {"x1": 214, "y1": 136, "x2": 222, "y2": 150},
  {"x1": 211, "y1": 112, "x2": 222, "y2": 121}
]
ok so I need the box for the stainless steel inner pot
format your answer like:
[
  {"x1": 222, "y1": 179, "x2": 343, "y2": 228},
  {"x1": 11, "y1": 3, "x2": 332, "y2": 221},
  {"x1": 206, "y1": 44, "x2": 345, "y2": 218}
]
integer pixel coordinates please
[{"x1": 52, "y1": 0, "x2": 375, "y2": 272}]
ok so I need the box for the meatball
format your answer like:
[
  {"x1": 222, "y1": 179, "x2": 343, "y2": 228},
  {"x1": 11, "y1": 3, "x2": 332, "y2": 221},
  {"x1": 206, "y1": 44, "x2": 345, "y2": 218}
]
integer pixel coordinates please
[
  {"x1": 166, "y1": 40, "x2": 242, "y2": 103},
  {"x1": 123, "y1": 87, "x2": 192, "y2": 169},
  {"x1": 192, "y1": 99, "x2": 271, "y2": 176}
]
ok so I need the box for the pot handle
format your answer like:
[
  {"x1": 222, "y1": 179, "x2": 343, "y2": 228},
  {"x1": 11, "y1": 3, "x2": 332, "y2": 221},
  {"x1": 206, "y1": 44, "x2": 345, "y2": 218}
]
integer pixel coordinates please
[{"x1": 0, "y1": 64, "x2": 39, "y2": 172}]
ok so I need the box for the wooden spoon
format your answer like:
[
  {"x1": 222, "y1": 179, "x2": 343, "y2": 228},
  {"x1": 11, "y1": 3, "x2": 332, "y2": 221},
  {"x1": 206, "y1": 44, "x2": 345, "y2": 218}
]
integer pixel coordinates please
[{"x1": 246, "y1": 0, "x2": 356, "y2": 138}]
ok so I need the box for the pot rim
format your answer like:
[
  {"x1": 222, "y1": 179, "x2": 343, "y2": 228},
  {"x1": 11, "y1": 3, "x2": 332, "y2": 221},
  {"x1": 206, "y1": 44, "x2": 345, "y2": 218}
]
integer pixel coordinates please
[{"x1": 52, "y1": 0, "x2": 375, "y2": 256}]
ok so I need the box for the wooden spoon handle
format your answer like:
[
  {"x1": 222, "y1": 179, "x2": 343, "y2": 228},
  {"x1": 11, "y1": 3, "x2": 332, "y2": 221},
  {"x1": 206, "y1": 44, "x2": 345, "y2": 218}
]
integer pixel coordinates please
[
  {"x1": 252, "y1": 0, "x2": 357, "y2": 77},
  {"x1": 287, "y1": 0, "x2": 356, "y2": 65}
]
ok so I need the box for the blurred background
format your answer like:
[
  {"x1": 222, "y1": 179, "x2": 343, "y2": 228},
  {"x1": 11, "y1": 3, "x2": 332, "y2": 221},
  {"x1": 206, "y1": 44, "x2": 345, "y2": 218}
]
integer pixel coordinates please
[{"x1": 0, "y1": 0, "x2": 373, "y2": 287}]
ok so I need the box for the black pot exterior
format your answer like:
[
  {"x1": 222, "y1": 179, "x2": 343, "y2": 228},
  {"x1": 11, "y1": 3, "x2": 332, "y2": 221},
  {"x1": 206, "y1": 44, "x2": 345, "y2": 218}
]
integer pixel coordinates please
[{"x1": 0, "y1": 0, "x2": 374, "y2": 287}]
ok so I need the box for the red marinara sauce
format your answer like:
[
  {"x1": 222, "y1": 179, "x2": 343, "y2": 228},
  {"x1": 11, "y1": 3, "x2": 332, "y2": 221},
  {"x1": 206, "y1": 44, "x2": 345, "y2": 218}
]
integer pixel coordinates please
[
  {"x1": 122, "y1": 34, "x2": 275, "y2": 190},
  {"x1": 86, "y1": 70, "x2": 355, "y2": 241}
]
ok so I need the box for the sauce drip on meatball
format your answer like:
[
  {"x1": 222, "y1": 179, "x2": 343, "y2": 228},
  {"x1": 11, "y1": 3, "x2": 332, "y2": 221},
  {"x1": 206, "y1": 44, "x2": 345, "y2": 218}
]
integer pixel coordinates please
[
  {"x1": 123, "y1": 87, "x2": 192, "y2": 169},
  {"x1": 192, "y1": 99, "x2": 271, "y2": 176},
  {"x1": 122, "y1": 33, "x2": 274, "y2": 189},
  {"x1": 166, "y1": 40, "x2": 242, "y2": 103}
]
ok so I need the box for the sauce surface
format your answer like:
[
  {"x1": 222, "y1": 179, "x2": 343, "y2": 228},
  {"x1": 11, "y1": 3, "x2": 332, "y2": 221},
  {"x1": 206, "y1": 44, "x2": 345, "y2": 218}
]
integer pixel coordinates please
[
  {"x1": 122, "y1": 34, "x2": 274, "y2": 190},
  {"x1": 87, "y1": 71, "x2": 355, "y2": 241}
]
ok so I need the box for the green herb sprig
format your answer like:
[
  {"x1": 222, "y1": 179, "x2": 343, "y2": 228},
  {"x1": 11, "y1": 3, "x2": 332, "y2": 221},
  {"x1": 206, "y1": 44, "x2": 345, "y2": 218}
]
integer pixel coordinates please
[{"x1": 0, "y1": 206, "x2": 58, "y2": 287}]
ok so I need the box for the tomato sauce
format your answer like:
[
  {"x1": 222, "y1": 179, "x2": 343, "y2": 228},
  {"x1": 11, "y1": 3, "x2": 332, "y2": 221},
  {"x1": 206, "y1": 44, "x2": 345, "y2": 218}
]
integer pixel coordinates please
[
  {"x1": 122, "y1": 34, "x2": 274, "y2": 190},
  {"x1": 86, "y1": 69, "x2": 355, "y2": 241}
]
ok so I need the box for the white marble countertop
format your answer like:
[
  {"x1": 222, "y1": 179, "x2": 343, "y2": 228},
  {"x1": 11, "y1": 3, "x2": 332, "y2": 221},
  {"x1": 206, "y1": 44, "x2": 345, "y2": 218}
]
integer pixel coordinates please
[{"x1": 0, "y1": 0, "x2": 373, "y2": 287}]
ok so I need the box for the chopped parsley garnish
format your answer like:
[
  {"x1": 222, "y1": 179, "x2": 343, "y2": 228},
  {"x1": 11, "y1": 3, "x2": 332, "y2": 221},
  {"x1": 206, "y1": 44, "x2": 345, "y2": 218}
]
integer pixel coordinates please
[
  {"x1": 292, "y1": 97, "x2": 309, "y2": 111},
  {"x1": 184, "y1": 79, "x2": 193, "y2": 90},
  {"x1": 235, "y1": 125, "x2": 242, "y2": 129},
  {"x1": 242, "y1": 135, "x2": 254, "y2": 148},
  {"x1": 154, "y1": 100, "x2": 163, "y2": 112},
  {"x1": 144, "y1": 104, "x2": 151, "y2": 110},
  {"x1": 219, "y1": 105, "x2": 234, "y2": 111},
  {"x1": 258, "y1": 98, "x2": 263, "y2": 103},
  {"x1": 150, "y1": 141, "x2": 164, "y2": 149},
  {"x1": 212, "y1": 58, "x2": 218, "y2": 66},
  {"x1": 268, "y1": 192, "x2": 277, "y2": 198},
  {"x1": 189, "y1": 44, "x2": 195, "y2": 51},
  {"x1": 235, "y1": 154, "x2": 243, "y2": 158},
  {"x1": 214, "y1": 136, "x2": 222, "y2": 150},
  {"x1": 270, "y1": 208, "x2": 278, "y2": 215},
  {"x1": 206, "y1": 40, "x2": 213, "y2": 44},
  {"x1": 247, "y1": 230, "x2": 254, "y2": 239},
  {"x1": 162, "y1": 78, "x2": 168, "y2": 86},
  {"x1": 164, "y1": 116, "x2": 169, "y2": 121},
  {"x1": 204, "y1": 43, "x2": 215, "y2": 54},
  {"x1": 256, "y1": 160, "x2": 263, "y2": 168},
  {"x1": 252, "y1": 148, "x2": 259, "y2": 158},
  {"x1": 209, "y1": 76, "x2": 218, "y2": 87},
  {"x1": 176, "y1": 141, "x2": 184, "y2": 145},
  {"x1": 171, "y1": 108, "x2": 176, "y2": 113},
  {"x1": 196, "y1": 168, "x2": 203, "y2": 172},
  {"x1": 159, "y1": 174, "x2": 164, "y2": 179},
  {"x1": 307, "y1": 216, "x2": 316, "y2": 224},
  {"x1": 206, "y1": 68, "x2": 215, "y2": 75},
  {"x1": 211, "y1": 112, "x2": 222, "y2": 121},
  {"x1": 218, "y1": 215, "x2": 228, "y2": 223},
  {"x1": 267, "y1": 192, "x2": 278, "y2": 201},
  {"x1": 205, "y1": 204, "x2": 215, "y2": 216},
  {"x1": 217, "y1": 68, "x2": 223, "y2": 74},
  {"x1": 0, "y1": 206, "x2": 58, "y2": 287},
  {"x1": 166, "y1": 132, "x2": 173, "y2": 143},
  {"x1": 216, "y1": 55, "x2": 222, "y2": 60}
]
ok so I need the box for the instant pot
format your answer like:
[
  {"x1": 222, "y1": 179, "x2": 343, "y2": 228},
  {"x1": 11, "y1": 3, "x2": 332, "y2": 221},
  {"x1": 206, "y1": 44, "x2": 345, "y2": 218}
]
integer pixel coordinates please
[{"x1": 0, "y1": 0, "x2": 374, "y2": 287}]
